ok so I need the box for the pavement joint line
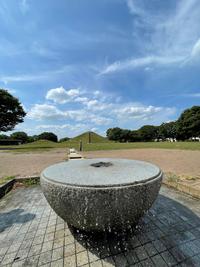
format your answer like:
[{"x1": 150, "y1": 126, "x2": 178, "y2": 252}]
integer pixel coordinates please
[{"x1": 0, "y1": 186, "x2": 200, "y2": 266}]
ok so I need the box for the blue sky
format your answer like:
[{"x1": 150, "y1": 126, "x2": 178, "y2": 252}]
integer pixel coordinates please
[{"x1": 0, "y1": 0, "x2": 200, "y2": 138}]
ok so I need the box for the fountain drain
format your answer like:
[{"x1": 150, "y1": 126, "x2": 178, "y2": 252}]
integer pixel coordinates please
[{"x1": 90, "y1": 162, "x2": 113, "y2": 168}]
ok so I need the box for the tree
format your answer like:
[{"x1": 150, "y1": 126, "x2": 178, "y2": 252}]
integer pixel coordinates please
[
  {"x1": 27, "y1": 136, "x2": 35, "y2": 143},
  {"x1": 158, "y1": 121, "x2": 177, "y2": 139},
  {"x1": 130, "y1": 130, "x2": 142, "y2": 142},
  {"x1": 37, "y1": 132, "x2": 58, "y2": 142},
  {"x1": 10, "y1": 131, "x2": 28, "y2": 143},
  {"x1": 0, "y1": 134, "x2": 9, "y2": 139},
  {"x1": 59, "y1": 137, "x2": 70, "y2": 142},
  {"x1": 139, "y1": 125, "x2": 158, "y2": 141},
  {"x1": 106, "y1": 127, "x2": 123, "y2": 141},
  {"x1": 0, "y1": 89, "x2": 26, "y2": 132},
  {"x1": 176, "y1": 106, "x2": 200, "y2": 140}
]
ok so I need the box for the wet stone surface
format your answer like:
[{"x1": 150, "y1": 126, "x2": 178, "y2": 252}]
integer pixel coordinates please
[
  {"x1": 0, "y1": 185, "x2": 200, "y2": 266},
  {"x1": 40, "y1": 159, "x2": 162, "y2": 231}
]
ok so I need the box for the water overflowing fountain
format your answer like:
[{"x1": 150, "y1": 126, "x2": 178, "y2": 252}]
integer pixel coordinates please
[{"x1": 40, "y1": 158, "x2": 163, "y2": 231}]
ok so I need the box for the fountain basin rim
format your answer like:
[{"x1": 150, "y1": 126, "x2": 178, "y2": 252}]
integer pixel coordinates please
[{"x1": 40, "y1": 169, "x2": 162, "y2": 189}]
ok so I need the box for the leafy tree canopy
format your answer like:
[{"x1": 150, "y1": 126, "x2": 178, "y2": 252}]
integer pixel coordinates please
[
  {"x1": 10, "y1": 131, "x2": 28, "y2": 143},
  {"x1": 158, "y1": 121, "x2": 177, "y2": 139},
  {"x1": 37, "y1": 132, "x2": 58, "y2": 142},
  {"x1": 177, "y1": 106, "x2": 200, "y2": 139},
  {"x1": 0, "y1": 89, "x2": 26, "y2": 132},
  {"x1": 139, "y1": 125, "x2": 158, "y2": 141},
  {"x1": 0, "y1": 134, "x2": 9, "y2": 139}
]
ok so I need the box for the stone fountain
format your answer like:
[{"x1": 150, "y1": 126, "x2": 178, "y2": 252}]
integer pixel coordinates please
[{"x1": 40, "y1": 158, "x2": 162, "y2": 231}]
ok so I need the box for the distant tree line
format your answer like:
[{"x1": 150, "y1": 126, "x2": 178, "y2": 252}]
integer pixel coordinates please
[
  {"x1": 107, "y1": 106, "x2": 200, "y2": 142},
  {"x1": 0, "y1": 131, "x2": 70, "y2": 144}
]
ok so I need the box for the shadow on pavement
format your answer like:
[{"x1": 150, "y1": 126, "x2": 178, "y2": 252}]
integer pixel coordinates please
[
  {"x1": 0, "y1": 208, "x2": 36, "y2": 232},
  {"x1": 70, "y1": 194, "x2": 200, "y2": 266}
]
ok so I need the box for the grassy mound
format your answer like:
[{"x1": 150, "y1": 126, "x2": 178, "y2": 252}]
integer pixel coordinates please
[{"x1": 69, "y1": 131, "x2": 108, "y2": 143}]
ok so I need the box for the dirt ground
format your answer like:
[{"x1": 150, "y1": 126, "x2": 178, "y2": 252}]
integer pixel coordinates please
[{"x1": 0, "y1": 148, "x2": 200, "y2": 179}]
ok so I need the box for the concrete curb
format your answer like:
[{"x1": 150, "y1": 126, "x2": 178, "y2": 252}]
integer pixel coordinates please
[
  {"x1": 163, "y1": 179, "x2": 200, "y2": 200},
  {"x1": 0, "y1": 176, "x2": 40, "y2": 199}
]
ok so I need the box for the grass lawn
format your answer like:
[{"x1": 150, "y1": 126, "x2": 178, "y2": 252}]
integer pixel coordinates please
[{"x1": 0, "y1": 140, "x2": 200, "y2": 152}]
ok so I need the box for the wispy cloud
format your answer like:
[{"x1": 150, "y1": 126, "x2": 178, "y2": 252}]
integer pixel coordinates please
[
  {"x1": 100, "y1": 56, "x2": 184, "y2": 75},
  {"x1": 0, "y1": 66, "x2": 72, "y2": 84},
  {"x1": 99, "y1": 0, "x2": 200, "y2": 75},
  {"x1": 182, "y1": 93, "x2": 200, "y2": 98}
]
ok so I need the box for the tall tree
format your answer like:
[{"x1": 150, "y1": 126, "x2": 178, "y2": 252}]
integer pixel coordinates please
[
  {"x1": 0, "y1": 89, "x2": 26, "y2": 132},
  {"x1": 106, "y1": 127, "x2": 123, "y2": 141},
  {"x1": 139, "y1": 125, "x2": 158, "y2": 141},
  {"x1": 158, "y1": 121, "x2": 177, "y2": 139},
  {"x1": 37, "y1": 132, "x2": 58, "y2": 142},
  {"x1": 177, "y1": 106, "x2": 200, "y2": 139},
  {"x1": 10, "y1": 131, "x2": 28, "y2": 143}
]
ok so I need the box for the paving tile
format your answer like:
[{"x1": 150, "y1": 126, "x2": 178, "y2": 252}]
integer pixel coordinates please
[
  {"x1": 90, "y1": 260, "x2": 103, "y2": 267},
  {"x1": 38, "y1": 251, "x2": 52, "y2": 266},
  {"x1": 50, "y1": 258, "x2": 64, "y2": 267},
  {"x1": 32, "y1": 235, "x2": 44, "y2": 246},
  {"x1": 113, "y1": 254, "x2": 128, "y2": 267},
  {"x1": 0, "y1": 186, "x2": 200, "y2": 267},
  {"x1": 52, "y1": 247, "x2": 63, "y2": 261},
  {"x1": 76, "y1": 251, "x2": 89, "y2": 266},
  {"x1": 46, "y1": 226, "x2": 56, "y2": 234},
  {"x1": 53, "y1": 238, "x2": 64, "y2": 249},
  {"x1": 12, "y1": 259, "x2": 27, "y2": 267},
  {"x1": 54, "y1": 229, "x2": 65, "y2": 240},
  {"x1": 65, "y1": 235, "x2": 74, "y2": 245},
  {"x1": 88, "y1": 251, "x2": 100, "y2": 263},
  {"x1": 64, "y1": 255, "x2": 76, "y2": 267},
  {"x1": 160, "y1": 250, "x2": 177, "y2": 266},
  {"x1": 101, "y1": 257, "x2": 115, "y2": 267},
  {"x1": 23, "y1": 255, "x2": 40, "y2": 266},
  {"x1": 44, "y1": 233, "x2": 54, "y2": 242},
  {"x1": 28, "y1": 243, "x2": 42, "y2": 256},
  {"x1": 140, "y1": 258, "x2": 154, "y2": 267},
  {"x1": 125, "y1": 250, "x2": 138, "y2": 265},
  {"x1": 16, "y1": 248, "x2": 30, "y2": 260},
  {"x1": 134, "y1": 246, "x2": 148, "y2": 261},
  {"x1": 143, "y1": 243, "x2": 157, "y2": 257},
  {"x1": 1, "y1": 252, "x2": 17, "y2": 265},
  {"x1": 64, "y1": 244, "x2": 76, "y2": 257},
  {"x1": 41, "y1": 241, "x2": 54, "y2": 253},
  {"x1": 76, "y1": 242, "x2": 87, "y2": 254},
  {"x1": 151, "y1": 254, "x2": 168, "y2": 266}
]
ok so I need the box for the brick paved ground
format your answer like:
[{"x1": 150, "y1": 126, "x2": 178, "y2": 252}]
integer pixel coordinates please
[{"x1": 0, "y1": 185, "x2": 200, "y2": 266}]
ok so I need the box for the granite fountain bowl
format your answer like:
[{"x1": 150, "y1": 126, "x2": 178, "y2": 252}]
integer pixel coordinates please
[{"x1": 40, "y1": 158, "x2": 163, "y2": 231}]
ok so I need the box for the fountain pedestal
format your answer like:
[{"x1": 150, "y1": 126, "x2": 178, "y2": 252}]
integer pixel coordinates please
[{"x1": 40, "y1": 158, "x2": 162, "y2": 231}]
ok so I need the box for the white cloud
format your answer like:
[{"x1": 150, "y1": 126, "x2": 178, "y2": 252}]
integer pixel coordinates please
[
  {"x1": 74, "y1": 96, "x2": 89, "y2": 103},
  {"x1": 46, "y1": 86, "x2": 80, "y2": 104},
  {"x1": 100, "y1": 56, "x2": 183, "y2": 75},
  {"x1": 26, "y1": 88, "x2": 177, "y2": 136},
  {"x1": 90, "y1": 117, "x2": 112, "y2": 125},
  {"x1": 113, "y1": 104, "x2": 176, "y2": 121},
  {"x1": 28, "y1": 104, "x2": 69, "y2": 121}
]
